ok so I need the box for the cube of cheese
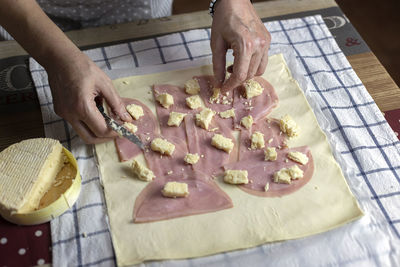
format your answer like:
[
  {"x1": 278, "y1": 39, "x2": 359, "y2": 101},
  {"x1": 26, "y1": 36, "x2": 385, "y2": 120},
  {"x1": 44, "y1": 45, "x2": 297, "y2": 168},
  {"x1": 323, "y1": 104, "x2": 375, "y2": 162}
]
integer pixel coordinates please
[
  {"x1": 184, "y1": 153, "x2": 200, "y2": 165},
  {"x1": 244, "y1": 79, "x2": 264, "y2": 99},
  {"x1": 287, "y1": 151, "x2": 309, "y2": 165},
  {"x1": 195, "y1": 108, "x2": 215, "y2": 130},
  {"x1": 211, "y1": 134, "x2": 234, "y2": 153},
  {"x1": 184, "y1": 79, "x2": 200, "y2": 95},
  {"x1": 209, "y1": 88, "x2": 221, "y2": 103},
  {"x1": 131, "y1": 159, "x2": 155, "y2": 182},
  {"x1": 273, "y1": 169, "x2": 292, "y2": 184},
  {"x1": 224, "y1": 170, "x2": 249, "y2": 184},
  {"x1": 123, "y1": 122, "x2": 138, "y2": 133},
  {"x1": 162, "y1": 181, "x2": 189, "y2": 198},
  {"x1": 240, "y1": 115, "x2": 253, "y2": 129},
  {"x1": 288, "y1": 165, "x2": 304, "y2": 180},
  {"x1": 186, "y1": 95, "x2": 202, "y2": 109},
  {"x1": 280, "y1": 114, "x2": 300, "y2": 137},
  {"x1": 264, "y1": 147, "x2": 277, "y2": 161},
  {"x1": 156, "y1": 93, "x2": 174, "y2": 108},
  {"x1": 251, "y1": 131, "x2": 265, "y2": 149},
  {"x1": 126, "y1": 104, "x2": 144, "y2": 120},
  {"x1": 264, "y1": 182, "x2": 270, "y2": 192},
  {"x1": 167, "y1": 112, "x2": 186, "y2": 127},
  {"x1": 150, "y1": 138, "x2": 175, "y2": 156},
  {"x1": 219, "y1": 108, "x2": 235, "y2": 119}
]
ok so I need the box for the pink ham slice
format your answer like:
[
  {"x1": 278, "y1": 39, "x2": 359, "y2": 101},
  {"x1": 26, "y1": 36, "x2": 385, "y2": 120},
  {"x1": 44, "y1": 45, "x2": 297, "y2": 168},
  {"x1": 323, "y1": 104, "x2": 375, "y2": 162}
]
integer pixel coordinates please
[
  {"x1": 196, "y1": 75, "x2": 234, "y2": 130},
  {"x1": 153, "y1": 84, "x2": 197, "y2": 143},
  {"x1": 133, "y1": 170, "x2": 233, "y2": 223},
  {"x1": 233, "y1": 76, "x2": 279, "y2": 128},
  {"x1": 113, "y1": 98, "x2": 159, "y2": 162},
  {"x1": 142, "y1": 134, "x2": 192, "y2": 178},
  {"x1": 184, "y1": 115, "x2": 238, "y2": 176},
  {"x1": 223, "y1": 146, "x2": 314, "y2": 197},
  {"x1": 239, "y1": 118, "x2": 287, "y2": 161}
]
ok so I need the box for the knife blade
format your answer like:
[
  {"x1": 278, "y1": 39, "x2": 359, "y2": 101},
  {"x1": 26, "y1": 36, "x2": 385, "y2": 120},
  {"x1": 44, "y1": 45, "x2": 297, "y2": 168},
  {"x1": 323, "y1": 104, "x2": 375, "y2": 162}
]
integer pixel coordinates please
[{"x1": 96, "y1": 103, "x2": 144, "y2": 150}]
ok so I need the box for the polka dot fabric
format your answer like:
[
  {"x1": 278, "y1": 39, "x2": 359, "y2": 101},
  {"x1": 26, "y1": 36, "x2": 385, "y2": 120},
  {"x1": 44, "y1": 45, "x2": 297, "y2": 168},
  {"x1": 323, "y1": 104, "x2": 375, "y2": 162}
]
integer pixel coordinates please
[{"x1": 0, "y1": 217, "x2": 51, "y2": 267}]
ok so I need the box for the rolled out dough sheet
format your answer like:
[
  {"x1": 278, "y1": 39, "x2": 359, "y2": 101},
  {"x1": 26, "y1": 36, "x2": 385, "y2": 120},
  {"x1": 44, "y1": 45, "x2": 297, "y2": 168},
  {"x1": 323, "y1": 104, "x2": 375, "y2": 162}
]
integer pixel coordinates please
[{"x1": 95, "y1": 54, "x2": 363, "y2": 266}]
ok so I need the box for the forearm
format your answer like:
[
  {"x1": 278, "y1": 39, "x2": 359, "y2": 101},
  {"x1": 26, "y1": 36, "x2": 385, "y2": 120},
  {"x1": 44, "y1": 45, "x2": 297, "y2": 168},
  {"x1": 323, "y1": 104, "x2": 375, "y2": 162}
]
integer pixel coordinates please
[{"x1": 0, "y1": 0, "x2": 81, "y2": 69}]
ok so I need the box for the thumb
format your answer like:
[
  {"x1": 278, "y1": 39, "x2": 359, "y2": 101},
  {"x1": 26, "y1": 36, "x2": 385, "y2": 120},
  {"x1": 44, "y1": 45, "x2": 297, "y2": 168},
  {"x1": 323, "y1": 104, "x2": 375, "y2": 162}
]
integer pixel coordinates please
[
  {"x1": 98, "y1": 79, "x2": 132, "y2": 122},
  {"x1": 211, "y1": 35, "x2": 228, "y2": 88}
]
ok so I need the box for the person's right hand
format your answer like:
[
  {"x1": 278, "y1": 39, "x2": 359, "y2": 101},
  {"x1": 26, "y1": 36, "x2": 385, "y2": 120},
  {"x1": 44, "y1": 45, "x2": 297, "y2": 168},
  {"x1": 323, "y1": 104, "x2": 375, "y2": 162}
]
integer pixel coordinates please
[{"x1": 46, "y1": 51, "x2": 132, "y2": 144}]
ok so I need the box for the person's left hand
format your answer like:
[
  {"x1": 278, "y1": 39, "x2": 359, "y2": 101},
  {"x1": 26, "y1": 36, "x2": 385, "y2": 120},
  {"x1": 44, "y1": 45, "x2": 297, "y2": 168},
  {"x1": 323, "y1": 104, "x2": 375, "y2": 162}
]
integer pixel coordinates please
[{"x1": 211, "y1": 0, "x2": 271, "y2": 92}]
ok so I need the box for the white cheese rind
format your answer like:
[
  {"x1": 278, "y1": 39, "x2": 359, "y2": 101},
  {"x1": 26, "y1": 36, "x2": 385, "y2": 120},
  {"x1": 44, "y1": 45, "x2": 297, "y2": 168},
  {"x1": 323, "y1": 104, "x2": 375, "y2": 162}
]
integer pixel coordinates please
[
  {"x1": 195, "y1": 108, "x2": 215, "y2": 130},
  {"x1": 211, "y1": 134, "x2": 234, "y2": 153},
  {"x1": 150, "y1": 138, "x2": 175, "y2": 156},
  {"x1": 240, "y1": 115, "x2": 253, "y2": 129},
  {"x1": 167, "y1": 112, "x2": 186, "y2": 127},
  {"x1": 251, "y1": 131, "x2": 265, "y2": 149},
  {"x1": 244, "y1": 79, "x2": 264, "y2": 99},
  {"x1": 162, "y1": 182, "x2": 189, "y2": 198},
  {"x1": 184, "y1": 79, "x2": 201, "y2": 95},
  {"x1": 224, "y1": 170, "x2": 249, "y2": 184},
  {"x1": 186, "y1": 95, "x2": 202, "y2": 109},
  {"x1": 126, "y1": 104, "x2": 144, "y2": 120},
  {"x1": 287, "y1": 151, "x2": 309, "y2": 165},
  {"x1": 131, "y1": 159, "x2": 155, "y2": 182},
  {"x1": 184, "y1": 153, "x2": 200, "y2": 165},
  {"x1": 156, "y1": 93, "x2": 174, "y2": 109},
  {"x1": 0, "y1": 138, "x2": 64, "y2": 213}
]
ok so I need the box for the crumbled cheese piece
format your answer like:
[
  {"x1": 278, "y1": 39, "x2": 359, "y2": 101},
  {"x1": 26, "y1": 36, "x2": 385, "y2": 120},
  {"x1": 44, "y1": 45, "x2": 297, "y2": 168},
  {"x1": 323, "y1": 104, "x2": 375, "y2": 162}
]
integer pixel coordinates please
[
  {"x1": 209, "y1": 88, "x2": 221, "y2": 103},
  {"x1": 264, "y1": 147, "x2": 277, "y2": 161},
  {"x1": 273, "y1": 169, "x2": 292, "y2": 184},
  {"x1": 280, "y1": 114, "x2": 300, "y2": 137},
  {"x1": 167, "y1": 112, "x2": 186, "y2": 127},
  {"x1": 287, "y1": 151, "x2": 309, "y2": 165},
  {"x1": 244, "y1": 79, "x2": 264, "y2": 99},
  {"x1": 264, "y1": 183, "x2": 270, "y2": 192},
  {"x1": 268, "y1": 138, "x2": 273, "y2": 144},
  {"x1": 167, "y1": 170, "x2": 173, "y2": 175},
  {"x1": 122, "y1": 80, "x2": 130, "y2": 85},
  {"x1": 288, "y1": 165, "x2": 304, "y2": 180},
  {"x1": 184, "y1": 153, "x2": 200, "y2": 165},
  {"x1": 150, "y1": 138, "x2": 175, "y2": 156},
  {"x1": 186, "y1": 95, "x2": 202, "y2": 109},
  {"x1": 161, "y1": 181, "x2": 189, "y2": 198},
  {"x1": 224, "y1": 170, "x2": 249, "y2": 184},
  {"x1": 211, "y1": 134, "x2": 234, "y2": 153},
  {"x1": 219, "y1": 108, "x2": 235, "y2": 119},
  {"x1": 123, "y1": 122, "x2": 137, "y2": 133},
  {"x1": 126, "y1": 104, "x2": 144, "y2": 120},
  {"x1": 251, "y1": 131, "x2": 265, "y2": 149},
  {"x1": 195, "y1": 108, "x2": 215, "y2": 130},
  {"x1": 131, "y1": 159, "x2": 155, "y2": 182},
  {"x1": 240, "y1": 115, "x2": 253, "y2": 129},
  {"x1": 156, "y1": 93, "x2": 174, "y2": 108},
  {"x1": 184, "y1": 79, "x2": 200, "y2": 95}
]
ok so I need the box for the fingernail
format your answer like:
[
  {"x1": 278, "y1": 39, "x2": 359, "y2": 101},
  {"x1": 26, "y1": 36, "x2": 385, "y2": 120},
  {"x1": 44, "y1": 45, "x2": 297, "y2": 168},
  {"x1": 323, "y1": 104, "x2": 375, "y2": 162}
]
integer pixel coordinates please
[{"x1": 121, "y1": 112, "x2": 131, "y2": 121}]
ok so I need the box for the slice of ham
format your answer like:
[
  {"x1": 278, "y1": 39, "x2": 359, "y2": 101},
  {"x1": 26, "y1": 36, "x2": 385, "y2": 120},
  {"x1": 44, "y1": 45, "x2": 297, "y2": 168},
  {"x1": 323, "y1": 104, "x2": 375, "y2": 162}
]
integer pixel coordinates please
[
  {"x1": 223, "y1": 146, "x2": 314, "y2": 197},
  {"x1": 113, "y1": 98, "x2": 159, "y2": 162},
  {"x1": 196, "y1": 75, "x2": 234, "y2": 130},
  {"x1": 239, "y1": 118, "x2": 287, "y2": 161},
  {"x1": 184, "y1": 115, "x2": 238, "y2": 176},
  {"x1": 142, "y1": 134, "x2": 192, "y2": 178},
  {"x1": 133, "y1": 170, "x2": 233, "y2": 223},
  {"x1": 233, "y1": 76, "x2": 279, "y2": 128},
  {"x1": 153, "y1": 84, "x2": 197, "y2": 143}
]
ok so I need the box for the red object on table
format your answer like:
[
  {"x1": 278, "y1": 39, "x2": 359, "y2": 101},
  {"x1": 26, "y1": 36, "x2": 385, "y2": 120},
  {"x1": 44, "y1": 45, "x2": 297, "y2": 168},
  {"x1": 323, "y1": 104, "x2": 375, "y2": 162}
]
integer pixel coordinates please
[
  {"x1": 384, "y1": 109, "x2": 400, "y2": 140},
  {"x1": 0, "y1": 217, "x2": 51, "y2": 267}
]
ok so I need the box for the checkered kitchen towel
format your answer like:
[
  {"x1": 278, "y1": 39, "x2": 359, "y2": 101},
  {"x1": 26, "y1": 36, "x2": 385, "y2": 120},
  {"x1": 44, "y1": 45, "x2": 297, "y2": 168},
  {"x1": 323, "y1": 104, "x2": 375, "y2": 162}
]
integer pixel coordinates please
[{"x1": 29, "y1": 15, "x2": 400, "y2": 266}]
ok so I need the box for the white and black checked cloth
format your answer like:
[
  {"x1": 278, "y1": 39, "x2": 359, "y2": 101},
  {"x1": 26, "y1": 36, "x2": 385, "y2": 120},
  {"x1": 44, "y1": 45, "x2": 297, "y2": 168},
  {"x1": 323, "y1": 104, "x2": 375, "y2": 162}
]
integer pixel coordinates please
[{"x1": 29, "y1": 15, "x2": 400, "y2": 266}]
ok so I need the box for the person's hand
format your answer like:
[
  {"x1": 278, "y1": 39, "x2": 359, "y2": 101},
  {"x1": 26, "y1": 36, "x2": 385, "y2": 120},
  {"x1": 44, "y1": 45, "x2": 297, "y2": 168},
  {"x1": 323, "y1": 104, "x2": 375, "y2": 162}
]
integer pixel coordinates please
[
  {"x1": 46, "y1": 51, "x2": 132, "y2": 144},
  {"x1": 211, "y1": 0, "x2": 271, "y2": 92}
]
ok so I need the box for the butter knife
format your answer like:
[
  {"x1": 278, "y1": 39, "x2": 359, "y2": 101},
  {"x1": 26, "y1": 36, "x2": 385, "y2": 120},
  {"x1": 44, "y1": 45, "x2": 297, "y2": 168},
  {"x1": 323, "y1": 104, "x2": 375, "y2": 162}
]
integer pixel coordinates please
[{"x1": 96, "y1": 103, "x2": 144, "y2": 150}]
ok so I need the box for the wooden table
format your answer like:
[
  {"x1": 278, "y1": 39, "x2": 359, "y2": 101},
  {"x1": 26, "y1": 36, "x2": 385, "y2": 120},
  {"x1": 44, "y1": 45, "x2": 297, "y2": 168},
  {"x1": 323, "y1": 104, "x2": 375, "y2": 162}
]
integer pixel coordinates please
[{"x1": 0, "y1": 0, "x2": 399, "y2": 150}]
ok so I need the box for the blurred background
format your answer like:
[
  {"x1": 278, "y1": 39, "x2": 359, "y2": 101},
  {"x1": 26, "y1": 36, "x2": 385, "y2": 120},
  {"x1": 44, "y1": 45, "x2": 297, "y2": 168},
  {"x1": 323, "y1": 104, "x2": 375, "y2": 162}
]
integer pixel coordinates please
[{"x1": 173, "y1": 0, "x2": 400, "y2": 87}]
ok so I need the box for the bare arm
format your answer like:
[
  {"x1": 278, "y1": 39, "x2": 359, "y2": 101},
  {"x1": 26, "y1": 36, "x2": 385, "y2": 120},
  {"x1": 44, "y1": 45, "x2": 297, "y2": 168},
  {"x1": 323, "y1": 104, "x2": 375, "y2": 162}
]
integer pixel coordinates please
[{"x1": 0, "y1": 0, "x2": 131, "y2": 144}]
